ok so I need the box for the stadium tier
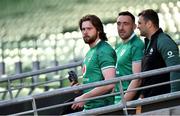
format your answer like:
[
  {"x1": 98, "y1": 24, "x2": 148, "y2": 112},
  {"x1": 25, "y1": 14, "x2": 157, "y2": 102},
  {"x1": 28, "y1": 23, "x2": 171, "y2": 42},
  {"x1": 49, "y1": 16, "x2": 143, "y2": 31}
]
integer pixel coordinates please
[{"x1": 0, "y1": 0, "x2": 179, "y2": 101}]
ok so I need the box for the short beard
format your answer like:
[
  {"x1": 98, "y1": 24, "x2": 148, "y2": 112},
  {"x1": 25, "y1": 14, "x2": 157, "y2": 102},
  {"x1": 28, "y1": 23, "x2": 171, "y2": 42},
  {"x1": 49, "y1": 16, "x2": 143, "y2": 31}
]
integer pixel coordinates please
[{"x1": 83, "y1": 35, "x2": 97, "y2": 44}]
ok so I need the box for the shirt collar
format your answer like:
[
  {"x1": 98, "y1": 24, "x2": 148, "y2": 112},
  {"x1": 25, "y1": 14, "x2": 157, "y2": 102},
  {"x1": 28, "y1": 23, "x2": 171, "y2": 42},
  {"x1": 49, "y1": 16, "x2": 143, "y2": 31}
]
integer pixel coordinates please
[
  {"x1": 144, "y1": 28, "x2": 163, "y2": 43},
  {"x1": 95, "y1": 39, "x2": 101, "y2": 45},
  {"x1": 122, "y1": 32, "x2": 135, "y2": 43},
  {"x1": 91, "y1": 39, "x2": 101, "y2": 48},
  {"x1": 150, "y1": 28, "x2": 163, "y2": 40}
]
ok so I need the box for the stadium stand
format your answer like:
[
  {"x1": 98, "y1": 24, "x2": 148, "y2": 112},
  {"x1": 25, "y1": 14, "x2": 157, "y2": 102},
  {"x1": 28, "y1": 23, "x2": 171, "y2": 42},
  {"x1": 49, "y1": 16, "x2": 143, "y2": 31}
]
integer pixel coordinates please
[
  {"x1": 0, "y1": 0, "x2": 179, "y2": 70},
  {"x1": 0, "y1": 0, "x2": 179, "y2": 115}
]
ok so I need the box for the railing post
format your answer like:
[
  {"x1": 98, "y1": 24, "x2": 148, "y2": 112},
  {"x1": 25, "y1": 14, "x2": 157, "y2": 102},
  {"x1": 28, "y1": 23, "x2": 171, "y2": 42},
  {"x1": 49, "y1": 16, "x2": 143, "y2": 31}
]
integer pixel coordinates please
[
  {"x1": 15, "y1": 61, "x2": 23, "y2": 74},
  {"x1": 7, "y1": 78, "x2": 13, "y2": 99},
  {"x1": 32, "y1": 61, "x2": 40, "y2": 83},
  {"x1": 0, "y1": 61, "x2": 5, "y2": 76},
  {"x1": 15, "y1": 61, "x2": 23, "y2": 98},
  {"x1": 32, "y1": 97, "x2": 38, "y2": 116},
  {"x1": 119, "y1": 79, "x2": 128, "y2": 115},
  {"x1": 29, "y1": 61, "x2": 40, "y2": 94}
]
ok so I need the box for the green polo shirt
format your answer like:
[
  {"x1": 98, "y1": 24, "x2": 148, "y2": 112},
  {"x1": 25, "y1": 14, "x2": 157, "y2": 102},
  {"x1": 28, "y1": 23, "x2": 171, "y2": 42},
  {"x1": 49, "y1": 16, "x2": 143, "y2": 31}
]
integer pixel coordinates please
[
  {"x1": 82, "y1": 40, "x2": 117, "y2": 110},
  {"x1": 114, "y1": 34, "x2": 144, "y2": 103}
]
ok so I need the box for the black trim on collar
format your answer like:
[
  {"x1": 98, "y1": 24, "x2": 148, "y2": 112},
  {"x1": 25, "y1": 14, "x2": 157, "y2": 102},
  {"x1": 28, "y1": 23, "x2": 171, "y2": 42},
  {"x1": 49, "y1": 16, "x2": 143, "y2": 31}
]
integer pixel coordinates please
[{"x1": 151, "y1": 28, "x2": 163, "y2": 40}]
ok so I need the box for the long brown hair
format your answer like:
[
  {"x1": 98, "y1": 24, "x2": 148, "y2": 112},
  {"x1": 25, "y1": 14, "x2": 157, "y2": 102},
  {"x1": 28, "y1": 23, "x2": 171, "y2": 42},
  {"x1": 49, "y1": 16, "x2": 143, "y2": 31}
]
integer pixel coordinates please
[{"x1": 79, "y1": 14, "x2": 108, "y2": 41}]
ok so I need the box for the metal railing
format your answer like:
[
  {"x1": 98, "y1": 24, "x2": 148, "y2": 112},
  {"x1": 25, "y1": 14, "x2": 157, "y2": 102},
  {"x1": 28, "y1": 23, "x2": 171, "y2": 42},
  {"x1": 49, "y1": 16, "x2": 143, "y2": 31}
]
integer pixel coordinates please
[
  {"x1": 0, "y1": 40, "x2": 179, "y2": 115},
  {"x1": 0, "y1": 60, "x2": 83, "y2": 100},
  {"x1": 0, "y1": 64, "x2": 179, "y2": 115}
]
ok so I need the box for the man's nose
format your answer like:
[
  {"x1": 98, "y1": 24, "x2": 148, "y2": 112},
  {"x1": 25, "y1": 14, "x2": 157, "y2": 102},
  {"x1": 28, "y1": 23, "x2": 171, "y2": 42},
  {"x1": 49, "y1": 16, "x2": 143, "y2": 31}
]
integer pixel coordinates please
[
  {"x1": 119, "y1": 24, "x2": 123, "y2": 30},
  {"x1": 137, "y1": 24, "x2": 140, "y2": 29},
  {"x1": 83, "y1": 29, "x2": 87, "y2": 34}
]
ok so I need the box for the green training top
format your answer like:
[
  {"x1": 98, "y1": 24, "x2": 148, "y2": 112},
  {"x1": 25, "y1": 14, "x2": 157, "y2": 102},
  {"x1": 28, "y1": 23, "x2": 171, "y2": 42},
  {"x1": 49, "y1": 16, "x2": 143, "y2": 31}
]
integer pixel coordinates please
[
  {"x1": 157, "y1": 33, "x2": 180, "y2": 92},
  {"x1": 114, "y1": 34, "x2": 144, "y2": 104},
  {"x1": 82, "y1": 40, "x2": 117, "y2": 110}
]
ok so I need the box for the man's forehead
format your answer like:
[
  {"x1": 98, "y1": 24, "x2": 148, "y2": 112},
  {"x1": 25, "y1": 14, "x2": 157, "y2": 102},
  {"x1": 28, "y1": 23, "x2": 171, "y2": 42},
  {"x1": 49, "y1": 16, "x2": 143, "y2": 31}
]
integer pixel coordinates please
[
  {"x1": 117, "y1": 15, "x2": 133, "y2": 22},
  {"x1": 82, "y1": 21, "x2": 94, "y2": 28}
]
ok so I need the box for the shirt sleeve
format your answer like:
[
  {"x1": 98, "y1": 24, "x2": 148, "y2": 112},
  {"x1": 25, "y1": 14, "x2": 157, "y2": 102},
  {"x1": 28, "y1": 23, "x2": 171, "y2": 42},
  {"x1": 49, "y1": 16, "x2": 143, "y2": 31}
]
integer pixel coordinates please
[
  {"x1": 98, "y1": 47, "x2": 117, "y2": 70},
  {"x1": 131, "y1": 44, "x2": 144, "y2": 62},
  {"x1": 157, "y1": 35, "x2": 180, "y2": 66},
  {"x1": 158, "y1": 35, "x2": 180, "y2": 92}
]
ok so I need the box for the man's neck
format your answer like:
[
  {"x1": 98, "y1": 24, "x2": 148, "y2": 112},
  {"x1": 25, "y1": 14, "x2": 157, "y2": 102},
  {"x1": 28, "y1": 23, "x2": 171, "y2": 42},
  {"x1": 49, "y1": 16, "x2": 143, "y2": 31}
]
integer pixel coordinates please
[
  {"x1": 89, "y1": 38, "x2": 101, "y2": 48},
  {"x1": 147, "y1": 28, "x2": 159, "y2": 40},
  {"x1": 122, "y1": 32, "x2": 135, "y2": 43}
]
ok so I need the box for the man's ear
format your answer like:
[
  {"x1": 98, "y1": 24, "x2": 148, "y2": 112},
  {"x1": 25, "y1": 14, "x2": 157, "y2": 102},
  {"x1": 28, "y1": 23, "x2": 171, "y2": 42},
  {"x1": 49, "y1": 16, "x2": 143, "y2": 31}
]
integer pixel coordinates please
[{"x1": 146, "y1": 20, "x2": 153, "y2": 28}]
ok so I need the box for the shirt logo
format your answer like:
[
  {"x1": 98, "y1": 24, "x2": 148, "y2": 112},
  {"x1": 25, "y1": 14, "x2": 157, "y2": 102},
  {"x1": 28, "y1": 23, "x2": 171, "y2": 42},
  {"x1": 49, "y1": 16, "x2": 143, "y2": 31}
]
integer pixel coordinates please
[
  {"x1": 120, "y1": 49, "x2": 126, "y2": 56},
  {"x1": 149, "y1": 48, "x2": 153, "y2": 55},
  {"x1": 116, "y1": 70, "x2": 119, "y2": 75},
  {"x1": 87, "y1": 55, "x2": 93, "y2": 62},
  {"x1": 167, "y1": 51, "x2": 174, "y2": 58}
]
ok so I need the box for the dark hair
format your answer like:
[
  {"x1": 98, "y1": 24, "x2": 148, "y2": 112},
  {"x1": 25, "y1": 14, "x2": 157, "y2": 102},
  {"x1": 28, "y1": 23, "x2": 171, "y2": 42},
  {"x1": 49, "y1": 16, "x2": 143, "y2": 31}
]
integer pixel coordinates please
[
  {"x1": 79, "y1": 14, "x2": 108, "y2": 41},
  {"x1": 138, "y1": 9, "x2": 159, "y2": 28},
  {"x1": 118, "y1": 11, "x2": 135, "y2": 23}
]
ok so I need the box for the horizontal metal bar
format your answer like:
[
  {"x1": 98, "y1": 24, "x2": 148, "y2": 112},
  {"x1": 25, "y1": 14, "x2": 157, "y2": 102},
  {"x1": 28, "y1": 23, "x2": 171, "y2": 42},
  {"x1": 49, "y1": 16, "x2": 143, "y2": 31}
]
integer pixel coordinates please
[
  {"x1": 67, "y1": 91, "x2": 180, "y2": 115},
  {"x1": 0, "y1": 65, "x2": 179, "y2": 108},
  {"x1": 9, "y1": 109, "x2": 35, "y2": 116},
  {"x1": 33, "y1": 64, "x2": 180, "y2": 100},
  {"x1": 124, "y1": 78, "x2": 180, "y2": 93},
  {"x1": 0, "y1": 95, "x2": 33, "y2": 107},
  {"x1": 0, "y1": 60, "x2": 82, "y2": 82},
  {"x1": 0, "y1": 77, "x2": 69, "y2": 94}
]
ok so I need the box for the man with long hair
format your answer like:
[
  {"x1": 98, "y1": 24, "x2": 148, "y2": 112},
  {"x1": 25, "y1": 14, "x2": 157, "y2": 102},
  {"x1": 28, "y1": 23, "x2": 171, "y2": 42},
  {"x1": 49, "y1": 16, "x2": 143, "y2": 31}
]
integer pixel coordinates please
[{"x1": 71, "y1": 14, "x2": 117, "y2": 110}]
